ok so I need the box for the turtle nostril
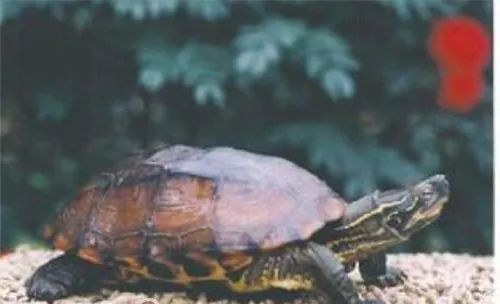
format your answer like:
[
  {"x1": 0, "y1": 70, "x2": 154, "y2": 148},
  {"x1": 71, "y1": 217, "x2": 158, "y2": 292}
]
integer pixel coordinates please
[
  {"x1": 435, "y1": 178, "x2": 450, "y2": 197},
  {"x1": 428, "y1": 174, "x2": 449, "y2": 198}
]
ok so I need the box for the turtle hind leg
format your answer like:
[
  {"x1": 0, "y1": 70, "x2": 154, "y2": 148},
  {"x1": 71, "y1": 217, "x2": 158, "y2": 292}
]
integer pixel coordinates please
[
  {"x1": 25, "y1": 253, "x2": 102, "y2": 302},
  {"x1": 227, "y1": 243, "x2": 383, "y2": 304}
]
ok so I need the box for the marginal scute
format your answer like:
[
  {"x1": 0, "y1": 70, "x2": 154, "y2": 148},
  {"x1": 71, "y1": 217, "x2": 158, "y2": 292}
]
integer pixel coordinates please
[
  {"x1": 182, "y1": 227, "x2": 215, "y2": 251},
  {"x1": 114, "y1": 235, "x2": 143, "y2": 258},
  {"x1": 316, "y1": 193, "x2": 347, "y2": 222},
  {"x1": 147, "y1": 236, "x2": 182, "y2": 255},
  {"x1": 47, "y1": 186, "x2": 99, "y2": 250},
  {"x1": 53, "y1": 234, "x2": 71, "y2": 251},
  {"x1": 220, "y1": 252, "x2": 253, "y2": 272},
  {"x1": 78, "y1": 247, "x2": 103, "y2": 265},
  {"x1": 42, "y1": 145, "x2": 347, "y2": 283}
]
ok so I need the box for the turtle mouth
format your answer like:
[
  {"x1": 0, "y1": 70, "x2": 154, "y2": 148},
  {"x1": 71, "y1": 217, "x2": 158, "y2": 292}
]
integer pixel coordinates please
[
  {"x1": 417, "y1": 175, "x2": 449, "y2": 218},
  {"x1": 410, "y1": 196, "x2": 448, "y2": 228},
  {"x1": 420, "y1": 196, "x2": 447, "y2": 219},
  {"x1": 415, "y1": 197, "x2": 448, "y2": 223}
]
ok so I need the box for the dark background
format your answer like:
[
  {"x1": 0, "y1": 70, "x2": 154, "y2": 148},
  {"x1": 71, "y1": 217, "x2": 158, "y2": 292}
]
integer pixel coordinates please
[{"x1": 0, "y1": 0, "x2": 493, "y2": 255}]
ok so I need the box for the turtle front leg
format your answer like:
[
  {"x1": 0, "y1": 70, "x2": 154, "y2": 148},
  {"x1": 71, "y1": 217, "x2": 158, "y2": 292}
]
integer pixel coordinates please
[
  {"x1": 358, "y1": 251, "x2": 407, "y2": 287},
  {"x1": 305, "y1": 243, "x2": 382, "y2": 304},
  {"x1": 25, "y1": 253, "x2": 102, "y2": 302},
  {"x1": 227, "y1": 242, "x2": 382, "y2": 304}
]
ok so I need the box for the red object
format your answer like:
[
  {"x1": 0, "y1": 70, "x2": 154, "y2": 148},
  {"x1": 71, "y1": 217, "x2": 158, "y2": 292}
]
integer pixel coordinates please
[
  {"x1": 438, "y1": 71, "x2": 484, "y2": 113},
  {"x1": 428, "y1": 16, "x2": 491, "y2": 113},
  {"x1": 429, "y1": 16, "x2": 491, "y2": 72}
]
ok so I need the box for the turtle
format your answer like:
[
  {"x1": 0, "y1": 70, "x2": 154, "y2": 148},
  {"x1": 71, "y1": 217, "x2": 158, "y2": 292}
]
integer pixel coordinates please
[{"x1": 25, "y1": 145, "x2": 449, "y2": 304}]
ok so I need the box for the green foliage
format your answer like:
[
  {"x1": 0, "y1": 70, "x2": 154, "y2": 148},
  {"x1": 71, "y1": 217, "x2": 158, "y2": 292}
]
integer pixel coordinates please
[
  {"x1": 107, "y1": 0, "x2": 230, "y2": 21},
  {"x1": 136, "y1": 39, "x2": 231, "y2": 105},
  {"x1": 375, "y1": 0, "x2": 465, "y2": 20},
  {"x1": 179, "y1": 43, "x2": 231, "y2": 107},
  {"x1": 234, "y1": 18, "x2": 306, "y2": 79},
  {"x1": 411, "y1": 113, "x2": 493, "y2": 174},
  {"x1": 293, "y1": 29, "x2": 359, "y2": 100},
  {"x1": 269, "y1": 122, "x2": 423, "y2": 198},
  {"x1": 0, "y1": 0, "x2": 492, "y2": 254},
  {"x1": 233, "y1": 18, "x2": 357, "y2": 100},
  {"x1": 109, "y1": 0, "x2": 178, "y2": 20}
]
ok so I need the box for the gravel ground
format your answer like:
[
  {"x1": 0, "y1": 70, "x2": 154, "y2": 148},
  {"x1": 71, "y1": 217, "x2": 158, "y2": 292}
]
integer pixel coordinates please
[{"x1": 0, "y1": 248, "x2": 494, "y2": 304}]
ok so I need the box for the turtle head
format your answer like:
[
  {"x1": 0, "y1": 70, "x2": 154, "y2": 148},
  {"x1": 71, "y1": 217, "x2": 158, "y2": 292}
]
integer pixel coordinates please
[{"x1": 327, "y1": 174, "x2": 449, "y2": 263}]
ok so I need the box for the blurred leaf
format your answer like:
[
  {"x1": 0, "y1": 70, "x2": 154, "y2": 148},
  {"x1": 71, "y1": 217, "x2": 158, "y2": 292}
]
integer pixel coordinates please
[
  {"x1": 293, "y1": 29, "x2": 352, "y2": 62},
  {"x1": 110, "y1": 0, "x2": 147, "y2": 20},
  {"x1": 383, "y1": 67, "x2": 437, "y2": 96},
  {"x1": 375, "y1": 0, "x2": 465, "y2": 20},
  {"x1": 34, "y1": 92, "x2": 69, "y2": 121},
  {"x1": 109, "y1": 0, "x2": 181, "y2": 19},
  {"x1": 28, "y1": 172, "x2": 50, "y2": 191},
  {"x1": 321, "y1": 69, "x2": 355, "y2": 100},
  {"x1": 292, "y1": 29, "x2": 358, "y2": 101},
  {"x1": 148, "y1": 0, "x2": 181, "y2": 17},
  {"x1": 184, "y1": 0, "x2": 229, "y2": 21},
  {"x1": 0, "y1": 0, "x2": 77, "y2": 23},
  {"x1": 234, "y1": 44, "x2": 280, "y2": 79},
  {"x1": 57, "y1": 158, "x2": 78, "y2": 176},
  {"x1": 344, "y1": 171, "x2": 377, "y2": 199},
  {"x1": 72, "y1": 7, "x2": 93, "y2": 30},
  {"x1": 374, "y1": 148, "x2": 424, "y2": 185},
  {"x1": 177, "y1": 43, "x2": 231, "y2": 106},
  {"x1": 194, "y1": 83, "x2": 226, "y2": 107},
  {"x1": 139, "y1": 69, "x2": 167, "y2": 92},
  {"x1": 269, "y1": 122, "x2": 352, "y2": 175},
  {"x1": 136, "y1": 38, "x2": 180, "y2": 92},
  {"x1": 0, "y1": 0, "x2": 28, "y2": 23},
  {"x1": 234, "y1": 18, "x2": 307, "y2": 79}
]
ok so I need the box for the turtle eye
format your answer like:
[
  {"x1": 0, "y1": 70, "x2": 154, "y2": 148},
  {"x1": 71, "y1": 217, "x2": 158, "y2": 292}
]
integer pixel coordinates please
[
  {"x1": 421, "y1": 187, "x2": 436, "y2": 201},
  {"x1": 386, "y1": 216, "x2": 402, "y2": 228}
]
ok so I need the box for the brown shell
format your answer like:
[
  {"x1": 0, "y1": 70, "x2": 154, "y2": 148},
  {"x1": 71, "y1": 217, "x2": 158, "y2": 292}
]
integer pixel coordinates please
[{"x1": 43, "y1": 145, "x2": 347, "y2": 264}]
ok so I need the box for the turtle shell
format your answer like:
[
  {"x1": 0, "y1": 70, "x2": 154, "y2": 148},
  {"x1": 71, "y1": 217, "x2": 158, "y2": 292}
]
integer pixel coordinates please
[{"x1": 42, "y1": 145, "x2": 347, "y2": 279}]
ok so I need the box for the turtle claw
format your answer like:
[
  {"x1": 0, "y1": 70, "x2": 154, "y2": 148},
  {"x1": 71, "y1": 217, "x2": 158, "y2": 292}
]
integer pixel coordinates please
[
  {"x1": 25, "y1": 262, "x2": 76, "y2": 303},
  {"x1": 25, "y1": 273, "x2": 70, "y2": 303},
  {"x1": 364, "y1": 266, "x2": 407, "y2": 287}
]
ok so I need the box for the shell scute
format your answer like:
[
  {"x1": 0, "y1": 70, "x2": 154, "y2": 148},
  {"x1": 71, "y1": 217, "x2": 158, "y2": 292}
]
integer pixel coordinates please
[
  {"x1": 45, "y1": 185, "x2": 100, "y2": 251},
  {"x1": 150, "y1": 175, "x2": 216, "y2": 252}
]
